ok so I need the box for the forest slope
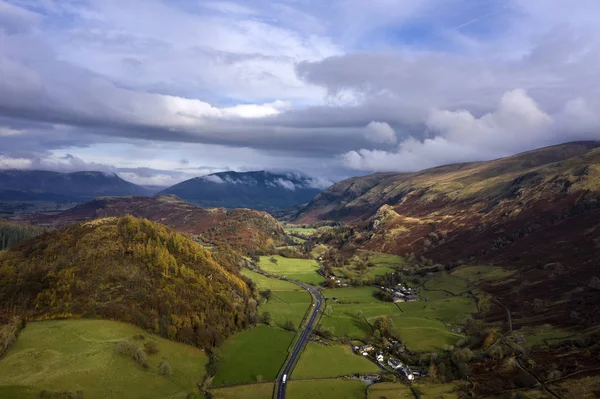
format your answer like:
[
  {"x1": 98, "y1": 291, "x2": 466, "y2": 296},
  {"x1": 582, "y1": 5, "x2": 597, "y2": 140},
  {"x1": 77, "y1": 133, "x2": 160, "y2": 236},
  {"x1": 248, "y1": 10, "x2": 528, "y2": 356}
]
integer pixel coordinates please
[
  {"x1": 28, "y1": 195, "x2": 288, "y2": 255},
  {"x1": 0, "y1": 216, "x2": 256, "y2": 349}
]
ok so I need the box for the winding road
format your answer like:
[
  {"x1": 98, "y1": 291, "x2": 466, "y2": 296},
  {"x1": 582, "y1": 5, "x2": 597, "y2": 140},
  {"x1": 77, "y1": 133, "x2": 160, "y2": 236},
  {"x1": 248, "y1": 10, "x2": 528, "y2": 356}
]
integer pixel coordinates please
[{"x1": 276, "y1": 281, "x2": 324, "y2": 399}]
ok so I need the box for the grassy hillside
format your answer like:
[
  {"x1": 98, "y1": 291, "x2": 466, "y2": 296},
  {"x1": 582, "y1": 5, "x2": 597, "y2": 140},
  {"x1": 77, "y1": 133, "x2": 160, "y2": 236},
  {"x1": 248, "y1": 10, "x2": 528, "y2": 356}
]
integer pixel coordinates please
[
  {"x1": 293, "y1": 343, "x2": 379, "y2": 379},
  {"x1": 0, "y1": 319, "x2": 208, "y2": 399},
  {"x1": 0, "y1": 216, "x2": 255, "y2": 349}
]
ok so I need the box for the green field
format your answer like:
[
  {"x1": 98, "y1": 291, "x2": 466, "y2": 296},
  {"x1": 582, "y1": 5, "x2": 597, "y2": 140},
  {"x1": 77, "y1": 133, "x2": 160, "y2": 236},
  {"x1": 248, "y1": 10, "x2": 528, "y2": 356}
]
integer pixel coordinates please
[
  {"x1": 285, "y1": 226, "x2": 317, "y2": 236},
  {"x1": 287, "y1": 379, "x2": 366, "y2": 399},
  {"x1": 209, "y1": 383, "x2": 274, "y2": 399},
  {"x1": 0, "y1": 320, "x2": 208, "y2": 399},
  {"x1": 261, "y1": 290, "x2": 311, "y2": 328},
  {"x1": 368, "y1": 382, "x2": 463, "y2": 399},
  {"x1": 511, "y1": 324, "x2": 575, "y2": 349},
  {"x1": 241, "y1": 268, "x2": 302, "y2": 291},
  {"x1": 450, "y1": 265, "x2": 515, "y2": 282},
  {"x1": 320, "y1": 302, "x2": 401, "y2": 338},
  {"x1": 258, "y1": 256, "x2": 324, "y2": 285},
  {"x1": 423, "y1": 272, "x2": 470, "y2": 295},
  {"x1": 322, "y1": 287, "x2": 380, "y2": 303},
  {"x1": 385, "y1": 316, "x2": 464, "y2": 351},
  {"x1": 293, "y1": 343, "x2": 379, "y2": 379},
  {"x1": 398, "y1": 296, "x2": 477, "y2": 325},
  {"x1": 212, "y1": 326, "x2": 294, "y2": 386},
  {"x1": 332, "y1": 251, "x2": 404, "y2": 282}
]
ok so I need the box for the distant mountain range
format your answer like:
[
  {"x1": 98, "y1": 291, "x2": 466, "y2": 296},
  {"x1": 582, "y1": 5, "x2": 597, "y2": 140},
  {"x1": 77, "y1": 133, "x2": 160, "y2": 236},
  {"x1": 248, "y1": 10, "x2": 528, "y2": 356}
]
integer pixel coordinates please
[
  {"x1": 0, "y1": 170, "x2": 150, "y2": 201},
  {"x1": 0, "y1": 170, "x2": 325, "y2": 211},
  {"x1": 159, "y1": 171, "x2": 324, "y2": 210}
]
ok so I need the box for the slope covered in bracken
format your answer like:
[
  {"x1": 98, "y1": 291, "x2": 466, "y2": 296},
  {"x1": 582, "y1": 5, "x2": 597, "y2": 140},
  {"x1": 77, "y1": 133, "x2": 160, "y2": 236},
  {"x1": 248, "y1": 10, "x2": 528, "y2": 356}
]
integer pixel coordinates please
[
  {"x1": 301, "y1": 142, "x2": 600, "y2": 336},
  {"x1": 28, "y1": 195, "x2": 288, "y2": 255},
  {"x1": 0, "y1": 216, "x2": 256, "y2": 349}
]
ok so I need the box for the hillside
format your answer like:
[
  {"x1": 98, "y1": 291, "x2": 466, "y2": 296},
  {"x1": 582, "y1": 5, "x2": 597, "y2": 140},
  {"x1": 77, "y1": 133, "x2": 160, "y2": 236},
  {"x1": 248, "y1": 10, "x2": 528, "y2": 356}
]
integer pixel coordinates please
[
  {"x1": 0, "y1": 170, "x2": 149, "y2": 201},
  {"x1": 28, "y1": 195, "x2": 288, "y2": 254},
  {"x1": 300, "y1": 142, "x2": 600, "y2": 335},
  {"x1": 160, "y1": 171, "x2": 323, "y2": 210},
  {"x1": 0, "y1": 216, "x2": 256, "y2": 349}
]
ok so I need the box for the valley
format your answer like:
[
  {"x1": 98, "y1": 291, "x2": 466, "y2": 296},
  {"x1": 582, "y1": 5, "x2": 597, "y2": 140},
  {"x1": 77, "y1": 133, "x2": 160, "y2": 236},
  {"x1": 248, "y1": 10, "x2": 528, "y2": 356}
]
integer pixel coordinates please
[{"x1": 0, "y1": 143, "x2": 598, "y2": 398}]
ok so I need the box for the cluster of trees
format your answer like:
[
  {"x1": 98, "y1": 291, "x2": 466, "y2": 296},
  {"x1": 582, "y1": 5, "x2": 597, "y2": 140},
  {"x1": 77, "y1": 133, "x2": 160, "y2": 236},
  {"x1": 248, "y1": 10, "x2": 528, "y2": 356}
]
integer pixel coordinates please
[
  {"x1": 0, "y1": 220, "x2": 47, "y2": 251},
  {"x1": 0, "y1": 216, "x2": 258, "y2": 350}
]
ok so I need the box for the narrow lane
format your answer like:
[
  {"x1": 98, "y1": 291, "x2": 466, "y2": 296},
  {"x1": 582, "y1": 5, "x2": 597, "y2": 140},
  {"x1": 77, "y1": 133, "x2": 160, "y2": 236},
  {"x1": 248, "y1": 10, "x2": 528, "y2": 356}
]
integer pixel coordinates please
[{"x1": 276, "y1": 281, "x2": 323, "y2": 399}]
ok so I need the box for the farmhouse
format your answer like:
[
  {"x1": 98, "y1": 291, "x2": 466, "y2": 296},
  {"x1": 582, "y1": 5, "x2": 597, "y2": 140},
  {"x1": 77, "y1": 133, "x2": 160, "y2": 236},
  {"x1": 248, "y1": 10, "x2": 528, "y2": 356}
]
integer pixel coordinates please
[{"x1": 387, "y1": 358, "x2": 402, "y2": 370}]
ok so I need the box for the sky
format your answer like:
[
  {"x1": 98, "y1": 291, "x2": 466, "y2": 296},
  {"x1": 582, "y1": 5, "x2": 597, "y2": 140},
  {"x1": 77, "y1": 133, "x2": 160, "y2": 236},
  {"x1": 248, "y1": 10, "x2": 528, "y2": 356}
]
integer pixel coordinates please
[{"x1": 0, "y1": 0, "x2": 599, "y2": 187}]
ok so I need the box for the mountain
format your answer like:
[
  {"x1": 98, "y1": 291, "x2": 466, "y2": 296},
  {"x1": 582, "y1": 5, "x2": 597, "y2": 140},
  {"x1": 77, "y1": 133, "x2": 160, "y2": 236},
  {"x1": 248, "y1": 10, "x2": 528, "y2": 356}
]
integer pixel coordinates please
[
  {"x1": 0, "y1": 170, "x2": 150, "y2": 201},
  {"x1": 160, "y1": 171, "x2": 323, "y2": 210},
  {"x1": 0, "y1": 216, "x2": 256, "y2": 348},
  {"x1": 28, "y1": 194, "x2": 288, "y2": 255},
  {"x1": 298, "y1": 141, "x2": 600, "y2": 338}
]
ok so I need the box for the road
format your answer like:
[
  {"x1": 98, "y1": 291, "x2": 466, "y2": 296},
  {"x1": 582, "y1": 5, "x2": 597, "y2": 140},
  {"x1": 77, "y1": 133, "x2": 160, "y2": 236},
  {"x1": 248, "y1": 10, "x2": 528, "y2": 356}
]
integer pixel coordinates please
[{"x1": 276, "y1": 281, "x2": 324, "y2": 399}]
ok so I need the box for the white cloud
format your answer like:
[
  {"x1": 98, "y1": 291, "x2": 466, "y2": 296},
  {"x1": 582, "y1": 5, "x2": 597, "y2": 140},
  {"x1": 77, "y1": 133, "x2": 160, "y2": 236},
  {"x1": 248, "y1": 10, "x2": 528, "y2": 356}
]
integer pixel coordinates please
[
  {"x1": 343, "y1": 89, "x2": 600, "y2": 172},
  {"x1": 365, "y1": 121, "x2": 397, "y2": 144},
  {"x1": 202, "y1": 174, "x2": 225, "y2": 184},
  {"x1": 275, "y1": 178, "x2": 296, "y2": 191}
]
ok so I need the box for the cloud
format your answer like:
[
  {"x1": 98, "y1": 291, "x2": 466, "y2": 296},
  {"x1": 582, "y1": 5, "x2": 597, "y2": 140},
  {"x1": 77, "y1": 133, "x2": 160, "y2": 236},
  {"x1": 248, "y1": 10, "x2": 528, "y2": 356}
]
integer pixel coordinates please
[
  {"x1": 343, "y1": 89, "x2": 600, "y2": 172},
  {"x1": 0, "y1": 0, "x2": 600, "y2": 183},
  {"x1": 202, "y1": 174, "x2": 225, "y2": 184},
  {"x1": 274, "y1": 178, "x2": 296, "y2": 191},
  {"x1": 365, "y1": 121, "x2": 397, "y2": 144}
]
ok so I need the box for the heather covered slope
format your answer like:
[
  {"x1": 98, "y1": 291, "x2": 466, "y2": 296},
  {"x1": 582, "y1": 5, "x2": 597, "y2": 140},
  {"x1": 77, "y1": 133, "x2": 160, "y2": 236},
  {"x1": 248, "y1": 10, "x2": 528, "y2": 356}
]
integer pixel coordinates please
[
  {"x1": 0, "y1": 216, "x2": 256, "y2": 349},
  {"x1": 28, "y1": 195, "x2": 288, "y2": 254}
]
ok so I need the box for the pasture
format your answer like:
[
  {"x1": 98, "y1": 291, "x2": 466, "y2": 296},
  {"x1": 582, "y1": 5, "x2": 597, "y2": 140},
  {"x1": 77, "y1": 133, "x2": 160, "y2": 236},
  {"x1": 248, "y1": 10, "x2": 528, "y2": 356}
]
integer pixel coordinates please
[
  {"x1": 320, "y1": 302, "x2": 401, "y2": 338},
  {"x1": 212, "y1": 326, "x2": 294, "y2": 386},
  {"x1": 261, "y1": 290, "x2": 311, "y2": 329},
  {"x1": 385, "y1": 316, "x2": 464, "y2": 351},
  {"x1": 0, "y1": 320, "x2": 208, "y2": 399},
  {"x1": 293, "y1": 343, "x2": 379, "y2": 379},
  {"x1": 322, "y1": 286, "x2": 380, "y2": 303},
  {"x1": 209, "y1": 383, "x2": 274, "y2": 399},
  {"x1": 258, "y1": 256, "x2": 324, "y2": 285},
  {"x1": 368, "y1": 382, "x2": 463, "y2": 399},
  {"x1": 287, "y1": 379, "x2": 366, "y2": 399},
  {"x1": 241, "y1": 268, "x2": 302, "y2": 291}
]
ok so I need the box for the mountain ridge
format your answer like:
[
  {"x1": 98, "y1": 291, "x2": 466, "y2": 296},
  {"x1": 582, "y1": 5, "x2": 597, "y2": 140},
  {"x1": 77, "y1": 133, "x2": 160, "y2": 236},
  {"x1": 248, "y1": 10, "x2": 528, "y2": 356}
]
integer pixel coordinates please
[
  {"x1": 0, "y1": 170, "x2": 150, "y2": 201},
  {"x1": 160, "y1": 170, "x2": 324, "y2": 211}
]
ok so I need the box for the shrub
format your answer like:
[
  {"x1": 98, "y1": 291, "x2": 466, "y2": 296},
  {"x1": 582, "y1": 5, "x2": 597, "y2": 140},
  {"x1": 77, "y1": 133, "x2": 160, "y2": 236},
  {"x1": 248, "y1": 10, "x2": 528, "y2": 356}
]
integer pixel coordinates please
[
  {"x1": 133, "y1": 334, "x2": 145, "y2": 340},
  {"x1": 134, "y1": 348, "x2": 148, "y2": 368},
  {"x1": 115, "y1": 340, "x2": 137, "y2": 357},
  {"x1": 36, "y1": 391, "x2": 84, "y2": 399},
  {"x1": 144, "y1": 340, "x2": 159, "y2": 355},
  {"x1": 159, "y1": 361, "x2": 172, "y2": 376},
  {"x1": 282, "y1": 320, "x2": 296, "y2": 332}
]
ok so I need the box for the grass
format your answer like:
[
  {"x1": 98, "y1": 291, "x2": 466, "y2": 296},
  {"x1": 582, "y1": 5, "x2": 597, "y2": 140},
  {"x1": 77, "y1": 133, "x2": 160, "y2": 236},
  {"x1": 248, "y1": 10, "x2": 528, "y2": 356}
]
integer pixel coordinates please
[
  {"x1": 320, "y1": 302, "x2": 401, "y2": 338},
  {"x1": 450, "y1": 265, "x2": 515, "y2": 282},
  {"x1": 423, "y1": 272, "x2": 470, "y2": 295},
  {"x1": 386, "y1": 316, "x2": 464, "y2": 351},
  {"x1": 285, "y1": 226, "x2": 317, "y2": 236},
  {"x1": 293, "y1": 343, "x2": 379, "y2": 379},
  {"x1": 287, "y1": 379, "x2": 366, "y2": 399},
  {"x1": 511, "y1": 324, "x2": 575, "y2": 349},
  {"x1": 398, "y1": 296, "x2": 478, "y2": 325},
  {"x1": 209, "y1": 383, "x2": 274, "y2": 399},
  {"x1": 258, "y1": 256, "x2": 324, "y2": 285},
  {"x1": 212, "y1": 326, "x2": 294, "y2": 386},
  {"x1": 334, "y1": 251, "x2": 405, "y2": 282},
  {"x1": 311, "y1": 244, "x2": 329, "y2": 258},
  {"x1": 261, "y1": 290, "x2": 311, "y2": 329},
  {"x1": 322, "y1": 287, "x2": 381, "y2": 303},
  {"x1": 241, "y1": 268, "x2": 302, "y2": 291},
  {"x1": 0, "y1": 319, "x2": 208, "y2": 399},
  {"x1": 368, "y1": 382, "x2": 463, "y2": 399}
]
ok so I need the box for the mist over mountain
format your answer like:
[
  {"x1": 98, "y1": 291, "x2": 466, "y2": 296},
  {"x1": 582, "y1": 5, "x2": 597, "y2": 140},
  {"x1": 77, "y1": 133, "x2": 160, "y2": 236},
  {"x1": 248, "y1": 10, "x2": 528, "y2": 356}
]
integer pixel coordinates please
[{"x1": 159, "y1": 171, "x2": 325, "y2": 210}]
